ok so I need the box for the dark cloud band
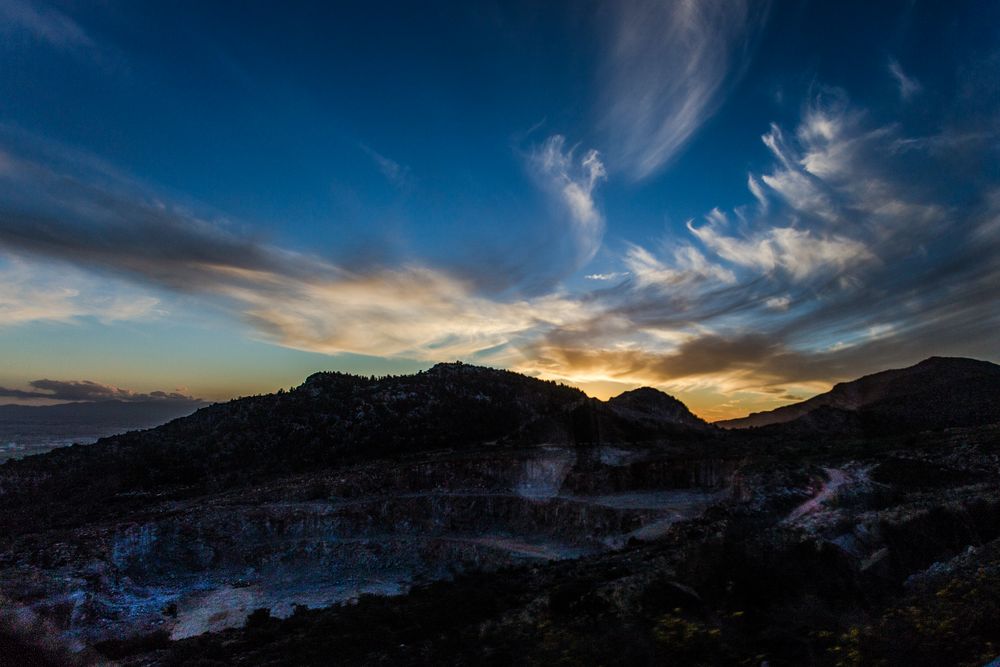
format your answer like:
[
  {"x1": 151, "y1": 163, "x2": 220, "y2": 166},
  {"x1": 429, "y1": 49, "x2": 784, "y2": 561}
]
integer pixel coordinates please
[{"x1": 0, "y1": 379, "x2": 202, "y2": 404}]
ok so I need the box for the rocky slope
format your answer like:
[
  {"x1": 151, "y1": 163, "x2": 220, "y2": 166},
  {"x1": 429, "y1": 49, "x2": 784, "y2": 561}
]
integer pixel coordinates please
[
  {"x1": 102, "y1": 425, "x2": 1000, "y2": 667},
  {"x1": 0, "y1": 363, "x2": 726, "y2": 654},
  {"x1": 716, "y1": 356, "x2": 1000, "y2": 431},
  {"x1": 1, "y1": 358, "x2": 999, "y2": 665},
  {"x1": 0, "y1": 443, "x2": 735, "y2": 647}
]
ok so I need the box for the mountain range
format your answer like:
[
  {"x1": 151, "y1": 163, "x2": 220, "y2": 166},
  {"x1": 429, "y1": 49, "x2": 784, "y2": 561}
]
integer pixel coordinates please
[
  {"x1": 0, "y1": 398, "x2": 207, "y2": 462},
  {"x1": 0, "y1": 398, "x2": 207, "y2": 428}
]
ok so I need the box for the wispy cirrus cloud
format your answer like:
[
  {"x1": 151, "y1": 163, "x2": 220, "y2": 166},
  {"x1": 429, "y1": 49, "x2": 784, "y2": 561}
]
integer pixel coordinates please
[
  {"x1": 687, "y1": 213, "x2": 873, "y2": 281},
  {"x1": 360, "y1": 144, "x2": 413, "y2": 190},
  {"x1": 515, "y1": 91, "x2": 1000, "y2": 415},
  {"x1": 0, "y1": 0, "x2": 93, "y2": 51},
  {"x1": 624, "y1": 242, "x2": 735, "y2": 291},
  {"x1": 599, "y1": 0, "x2": 768, "y2": 180},
  {"x1": 529, "y1": 135, "x2": 607, "y2": 266},
  {"x1": 888, "y1": 57, "x2": 922, "y2": 100}
]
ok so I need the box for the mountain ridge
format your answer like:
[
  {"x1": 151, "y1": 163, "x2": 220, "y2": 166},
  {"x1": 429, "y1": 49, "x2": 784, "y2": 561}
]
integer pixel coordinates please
[
  {"x1": 0, "y1": 398, "x2": 207, "y2": 418},
  {"x1": 0, "y1": 362, "x2": 711, "y2": 522},
  {"x1": 717, "y1": 356, "x2": 1000, "y2": 431}
]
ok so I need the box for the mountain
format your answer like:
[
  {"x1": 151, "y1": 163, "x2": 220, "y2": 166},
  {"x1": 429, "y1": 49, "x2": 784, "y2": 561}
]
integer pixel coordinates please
[
  {"x1": 607, "y1": 387, "x2": 708, "y2": 429},
  {"x1": 4, "y1": 359, "x2": 1000, "y2": 666},
  {"x1": 716, "y1": 356, "x2": 1000, "y2": 433},
  {"x1": 0, "y1": 363, "x2": 708, "y2": 520},
  {"x1": 0, "y1": 362, "x2": 728, "y2": 649}
]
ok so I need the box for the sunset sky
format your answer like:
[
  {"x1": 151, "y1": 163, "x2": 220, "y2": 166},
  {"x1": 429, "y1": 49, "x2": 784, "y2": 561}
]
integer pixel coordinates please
[{"x1": 0, "y1": 0, "x2": 998, "y2": 420}]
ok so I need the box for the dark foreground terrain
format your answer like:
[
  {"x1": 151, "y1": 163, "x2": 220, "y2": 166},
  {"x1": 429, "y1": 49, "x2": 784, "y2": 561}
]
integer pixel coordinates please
[{"x1": 1, "y1": 358, "x2": 999, "y2": 666}]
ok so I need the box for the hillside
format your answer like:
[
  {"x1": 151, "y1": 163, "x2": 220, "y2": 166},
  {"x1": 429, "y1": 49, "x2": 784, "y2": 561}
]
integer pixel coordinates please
[
  {"x1": 3, "y1": 358, "x2": 1000, "y2": 666},
  {"x1": 717, "y1": 357, "x2": 1000, "y2": 431},
  {"x1": 0, "y1": 363, "x2": 711, "y2": 531}
]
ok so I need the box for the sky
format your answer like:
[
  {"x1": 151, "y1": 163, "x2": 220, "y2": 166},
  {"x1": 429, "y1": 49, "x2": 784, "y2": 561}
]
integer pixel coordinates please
[{"x1": 0, "y1": 0, "x2": 997, "y2": 420}]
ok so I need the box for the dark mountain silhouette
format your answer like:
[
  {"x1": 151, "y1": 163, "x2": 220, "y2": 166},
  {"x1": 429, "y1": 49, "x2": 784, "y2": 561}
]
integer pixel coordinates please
[
  {"x1": 716, "y1": 356, "x2": 1000, "y2": 433},
  {"x1": 0, "y1": 363, "x2": 708, "y2": 519},
  {"x1": 607, "y1": 387, "x2": 708, "y2": 429}
]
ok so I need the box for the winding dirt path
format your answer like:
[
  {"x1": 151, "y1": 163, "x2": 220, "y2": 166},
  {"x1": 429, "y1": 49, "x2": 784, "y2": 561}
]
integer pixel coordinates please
[{"x1": 786, "y1": 467, "x2": 849, "y2": 522}]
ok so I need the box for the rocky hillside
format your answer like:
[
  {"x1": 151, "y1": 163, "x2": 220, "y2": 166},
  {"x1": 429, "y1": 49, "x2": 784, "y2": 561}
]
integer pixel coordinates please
[
  {"x1": 107, "y1": 425, "x2": 1000, "y2": 667},
  {"x1": 717, "y1": 357, "x2": 1000, "y2": 432},
  {"x1": 0, "y1": 364, "x2": 731, "y2": 657},
  {"x1": 0, "y1": 363, "x2": 709, "y2": 532},
  {"x1": 3, "y1": 358, "x2": 1000, "y2": 666},
  {"x1": 607, "y1": 387, "x2": 708, "y2": 429}
]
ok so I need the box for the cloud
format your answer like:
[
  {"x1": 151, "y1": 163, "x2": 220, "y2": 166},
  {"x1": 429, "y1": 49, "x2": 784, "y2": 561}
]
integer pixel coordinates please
[
  {"x1": 0, "y1": 256, "x2": 160, "y2": 326},
  {"x1": 599, "y1": 0, "x2": 768, "y2": 179},
  {"x1": 516, "y1": 91, "x2": 1000, "y2": 415},
  {"x1": 0, "y1": 88, "x2": 997, "y2": 421},
  {"x1": 0, "y1": 138, "x2": 592, "y2": 362},
  {"x1": 747, "y1": 174, "x2": 768, "y2": 209},
  {"x1": 585, "y1": 272, "x2": 627, "y2": 281},
  {"x1": 718, "y1": 95, "x2": 946, "y2": 266},
  {"x1": 0, "y1": 0, "x2": 93, "y2": 50},
  {"x1": 0, "y1": 379, "x2": 203, "y2": 404},
  {"x1": 687, "y1": 215, "x2": 874, "y2": 281},
  {"x1": 764, "y1": 295, "x2": 790, "y2": 311},
  {"x1": 0, "y1": 143, "x2": 309, "y2": 296},
  {"x1": 624, "y1": 242, "x2": 735, "y2": 290},
  {"x1": 888, "y1": 58, "x2": 922, "y2": 100},
  {"x1": 529, "y1": 135, "x2": 607, "y2": 266},
  {"x1": 229, "y1": 264, "x2": 589, "y2": 359},
  {"x1": 889, "y1": 130, "x2": 991, "y2": 156},
  {"x1": 521, "y1": 332, "x2": 864, "y2": 395},
  {"x1": 361, "y1": 144, "x2": 413, "y2": 189}
]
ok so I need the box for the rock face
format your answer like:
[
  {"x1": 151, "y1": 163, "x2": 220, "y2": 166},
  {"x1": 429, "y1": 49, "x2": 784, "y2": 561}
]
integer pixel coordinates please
[
  {"x1": 0, "y1": 363, "x2": 730, "y2": 649},
  {"x1": 0, "y1": 444, "x2": 734, "y2": 645},
  {"x1": 716, "y1": 356, "x2": 1000, "y2": 432},
  {"x1": 114, "y1": 424, "x2": 1000, "y2": 667}
]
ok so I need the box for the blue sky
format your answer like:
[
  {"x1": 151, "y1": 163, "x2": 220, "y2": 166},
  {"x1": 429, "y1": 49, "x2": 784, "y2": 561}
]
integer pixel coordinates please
[{"x1": 0, "y1": 0, "x2": 997, "y2": 419}]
